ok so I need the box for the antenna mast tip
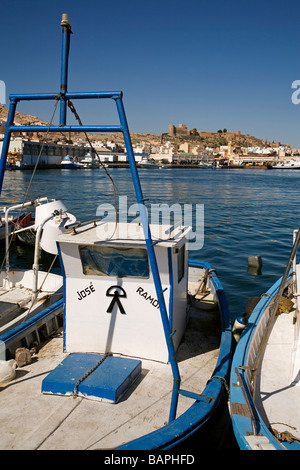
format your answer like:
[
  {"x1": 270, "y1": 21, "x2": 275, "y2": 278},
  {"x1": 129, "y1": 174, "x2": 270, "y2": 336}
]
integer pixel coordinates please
[{"x1": 61, "y1": 13, "x2": 71, "y2": 29}]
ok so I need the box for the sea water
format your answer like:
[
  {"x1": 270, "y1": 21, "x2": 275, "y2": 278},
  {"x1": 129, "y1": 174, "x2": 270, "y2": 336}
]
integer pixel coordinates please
[{"x1": 1, "y1": 166, "x2": 298, "y2": 320}]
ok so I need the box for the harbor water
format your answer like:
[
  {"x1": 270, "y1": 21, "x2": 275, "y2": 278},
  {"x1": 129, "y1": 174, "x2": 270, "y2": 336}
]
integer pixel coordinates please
[
  {"x1": 0, "y1": 166, "x2": 298, "y2": 322},
  {"x1": 1, "y1": 165, "x2": 298, "y2": 451}
]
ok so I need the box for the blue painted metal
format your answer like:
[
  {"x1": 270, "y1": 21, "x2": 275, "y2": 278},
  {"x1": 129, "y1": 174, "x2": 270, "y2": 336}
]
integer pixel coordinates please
[
  {"x1": 56, "y1": 242, "x2": 67, "y2": 352},
  {"x1": 9, "y1": 91, "x2": 122, "y2": 101},
  {"x1": 59, "y1": 15, "x2": 72, "y2": 125},
  {"x1": 42, "y1": 353, "x2": 141, "y2": 402},
  {"x1": 116, "y1": 260, "x2": 232, "y2": 450},
  {"x1": 0, "y1": 298, "x2": 63, "y2": 346},
  {"x1": 167, "y1": 247, "x2": 174, "y2": 334},
  {"x1": 9, "y1": 125, "x2": 123, "y2": 133},
  {"x1": 230, "y1": 272, "x2": 299, "y2": 450}
]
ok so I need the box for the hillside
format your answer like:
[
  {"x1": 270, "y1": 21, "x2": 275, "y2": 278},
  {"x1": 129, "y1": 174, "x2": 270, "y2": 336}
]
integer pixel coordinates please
[
  {"x1": 0, "y1": 104, "x2": 49, "y2": 127},
  {"x1": 0, "y1": 104, "x2": 275, "y2": 148}
]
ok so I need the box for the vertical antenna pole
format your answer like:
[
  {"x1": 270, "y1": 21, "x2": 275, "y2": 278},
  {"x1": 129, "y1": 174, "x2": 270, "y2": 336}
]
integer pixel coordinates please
[{"x1": 60, "y1": 14, "x2": 72, "y2": 126}]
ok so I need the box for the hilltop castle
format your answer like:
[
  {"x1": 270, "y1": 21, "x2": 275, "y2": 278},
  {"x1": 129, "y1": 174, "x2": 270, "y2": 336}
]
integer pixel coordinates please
[{"x1": 168, "y1": 123, "x2": 241, "y2": 139}]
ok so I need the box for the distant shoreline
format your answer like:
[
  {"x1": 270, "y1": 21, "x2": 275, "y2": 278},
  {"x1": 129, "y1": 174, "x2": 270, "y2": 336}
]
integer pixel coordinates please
[{"x1": 14, "y1": 163, "x2": 270, "y2": 170}]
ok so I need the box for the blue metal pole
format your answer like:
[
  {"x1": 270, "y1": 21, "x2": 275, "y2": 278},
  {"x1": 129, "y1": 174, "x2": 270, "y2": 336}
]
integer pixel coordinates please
[
  {"x1": 9, "y1": 125, "x2": 123, "y2": 134},
  {"x1": 9, "y1": 91, "x2": 122, "y2": 101},
  {"x1": 59, "y1": 14, "x2": 72, "y2": 126},
  {"x1": 0, "y1": 98, "x2": 17, "y2": 194},
  {"x1": 115, "y1": 96, "x2": 181, "y2": 422},
  {"x1": 9, "y1": 93, "x2": 58, "y2": 102}
]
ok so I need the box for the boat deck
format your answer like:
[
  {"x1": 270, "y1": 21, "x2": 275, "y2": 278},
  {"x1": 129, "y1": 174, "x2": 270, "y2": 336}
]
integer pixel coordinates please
[
  {"x1": 0, "y1": 302, "x2": 221, "y2": 450},
  {"x1": 255, "y1": 308, "x2": 300, "y2": 444},
  {"x1": 0, "y1": 286, "x2": 62, "y2": 337},
  {"x1": 0, "y1": 286, "x2": 30, "y2": 329},
  {"x1": 0, "y1": 270, "x2": 63, "y2": 337}
]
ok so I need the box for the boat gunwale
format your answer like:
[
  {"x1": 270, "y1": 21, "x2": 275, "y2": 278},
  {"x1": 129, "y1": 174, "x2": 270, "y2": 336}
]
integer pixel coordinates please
[
  {"x1": 229, "y1": 272, "x2": 298, "y2": 450},
  {"x1": 0, "y1": 298, "x2": 63, "y2": 348}
]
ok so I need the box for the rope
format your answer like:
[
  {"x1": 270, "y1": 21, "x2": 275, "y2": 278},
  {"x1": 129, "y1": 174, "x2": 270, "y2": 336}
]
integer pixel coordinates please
[
  {"x1": 209, "y1": 375, "x2": 230, "y2": 398},
  {"x1": 271, "y1": 427, "x2": 300, "y2": 445},
  {"x1": 73, "y1": 352, "x2": 111, "y2": 398},
  {"x1": 36, "y1": 254, "x2": 58, "y2": 293}
]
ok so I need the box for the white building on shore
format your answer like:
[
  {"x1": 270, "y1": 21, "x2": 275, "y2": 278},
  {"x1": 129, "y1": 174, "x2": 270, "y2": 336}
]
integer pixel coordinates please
[{"x1": 0, "y1": 139, "x2": 145, "y2": 167}]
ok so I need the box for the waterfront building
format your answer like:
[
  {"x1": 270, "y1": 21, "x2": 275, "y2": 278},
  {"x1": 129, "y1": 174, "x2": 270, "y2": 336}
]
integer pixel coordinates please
[{"x1": 0, "y1": 139, "x2": 145, "y2": 168}]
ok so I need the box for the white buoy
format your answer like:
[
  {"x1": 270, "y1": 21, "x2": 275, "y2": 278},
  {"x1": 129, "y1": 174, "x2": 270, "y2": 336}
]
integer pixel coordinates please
[
  {"x1": 35, "y1": 200, "x2": 68, "y2": 226},
  {"x1": 40, "y1": 211, "x2": 76, "y2": 255}
]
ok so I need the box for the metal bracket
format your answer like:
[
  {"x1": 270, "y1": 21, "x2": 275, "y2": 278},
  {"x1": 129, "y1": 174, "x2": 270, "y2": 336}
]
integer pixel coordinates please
[{"x1": 179, "y1": 389, "x2": 212, "y2": 403}]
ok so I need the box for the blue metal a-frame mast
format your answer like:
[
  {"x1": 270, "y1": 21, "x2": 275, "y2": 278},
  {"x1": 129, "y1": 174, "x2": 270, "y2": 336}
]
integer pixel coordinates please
[{"x1": 0, "y1": 13, "x2": 181, "y2": 422}]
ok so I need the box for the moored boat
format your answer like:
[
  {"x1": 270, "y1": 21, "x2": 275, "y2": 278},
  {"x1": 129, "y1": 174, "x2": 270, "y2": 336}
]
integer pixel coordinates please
[
  {"x1": 80, "y1": 152, "x2": 99, "y2": 168},
  {"x1": 0, "y1": 210, "x2": 30, "y2": 241},
  {"x1": 138, "y1": 157, "x2": 161, "y2": 168},
  {"x1": 0, "y1": 247, "x2": 232, "y2": 450},
  {"x1": 0, "y1": 198, "x2": 76, "y2": 358},
  {"x1": 230, "y1": 229, "x2": 300, "y2": 450},
  {"x1": 270, "y1": 159, "x2": 300, "y2": 169},
  {"x1": 0, "y1": 14, "x2": 232, "y2": 450},
  {"x1": 61, "y1": 155, "x2": 81, "y2": 169},
  {"x1": 198, "y1": 161, "x2": 213, "y2": 168}
]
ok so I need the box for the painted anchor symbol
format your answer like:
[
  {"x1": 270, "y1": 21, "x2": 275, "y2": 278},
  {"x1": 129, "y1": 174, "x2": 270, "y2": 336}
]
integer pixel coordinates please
[{"x1": 106, "y1": 286, "x2": 127, "y2": 314}]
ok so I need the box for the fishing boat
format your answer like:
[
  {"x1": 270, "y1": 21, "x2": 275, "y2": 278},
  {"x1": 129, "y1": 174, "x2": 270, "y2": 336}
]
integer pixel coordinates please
[
  {"x1": 230, "y1": 229, "x2": 300, "y2": 450},
  {"x1": 0, "y1": 210, "x2": 30, "y2": 241},
  {"x1": 80, "y1": 152, "x2": 99, "y2": 169},
  {"x1": 138, "y1": 157, "x2": 161, "y2": 168},
  {"x1": 0, "y1": 14, "x2": 232, "y2": 450},
  {"x1": 61, "y1": 155, "x2": 81, "y2": 169},
  {"x1": 270, "y1": 159, "x2": 300, "y2": 169},
  {"x1": 5, "y1": 157, "x2": 24, "y2": 170},
  {"x1": 198, "y1": 161, "x2": 213, "y2": 169},
  {"x1": 0, "y1": 198, "x2": 76, "y2": 357}
]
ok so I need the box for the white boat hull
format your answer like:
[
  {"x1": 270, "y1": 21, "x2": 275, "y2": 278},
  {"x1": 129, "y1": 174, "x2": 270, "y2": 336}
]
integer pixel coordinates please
[{"x1": 230, "y1": 270, "x2": 300, "y2": 450}]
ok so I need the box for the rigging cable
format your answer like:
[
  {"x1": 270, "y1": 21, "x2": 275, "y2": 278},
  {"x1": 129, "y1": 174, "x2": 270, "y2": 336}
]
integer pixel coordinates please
[
  {"x1": 0, "y1": 97, "x2": 60, "y2": 274},
  {"x1": 67, "y1": 99, "x2": 118, "y2": 236}
]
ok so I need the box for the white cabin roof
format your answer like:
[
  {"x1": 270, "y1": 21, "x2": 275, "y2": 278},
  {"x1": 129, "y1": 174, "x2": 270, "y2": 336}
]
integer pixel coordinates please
[{"x1": 57, "y1": 222, "x2": 191, "y2": 248}]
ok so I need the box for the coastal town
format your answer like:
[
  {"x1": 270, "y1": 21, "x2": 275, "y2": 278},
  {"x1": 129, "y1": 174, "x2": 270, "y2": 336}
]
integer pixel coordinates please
[{"x1": 0, "y1": 105, "x2": 298, "y2": 169}]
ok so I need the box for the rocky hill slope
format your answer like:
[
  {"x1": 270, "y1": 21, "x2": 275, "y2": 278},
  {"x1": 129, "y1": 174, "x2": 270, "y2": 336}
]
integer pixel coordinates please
[{"x1": 0, "y1": 104, "x2": 275, "y2": 148}]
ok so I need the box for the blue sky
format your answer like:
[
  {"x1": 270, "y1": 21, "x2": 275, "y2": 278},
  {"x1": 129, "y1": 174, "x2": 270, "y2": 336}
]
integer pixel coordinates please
[{"x1": 1, "y1": 0, "x2": 300, "y2": 147}]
